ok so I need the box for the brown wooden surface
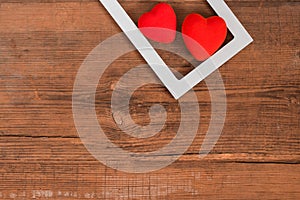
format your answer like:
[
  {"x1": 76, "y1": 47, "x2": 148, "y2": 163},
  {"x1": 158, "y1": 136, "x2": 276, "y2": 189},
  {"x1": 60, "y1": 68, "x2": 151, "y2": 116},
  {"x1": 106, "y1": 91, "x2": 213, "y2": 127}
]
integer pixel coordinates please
[{"x1": 0, "y1": 0, "x2": 299, "y2": 199}]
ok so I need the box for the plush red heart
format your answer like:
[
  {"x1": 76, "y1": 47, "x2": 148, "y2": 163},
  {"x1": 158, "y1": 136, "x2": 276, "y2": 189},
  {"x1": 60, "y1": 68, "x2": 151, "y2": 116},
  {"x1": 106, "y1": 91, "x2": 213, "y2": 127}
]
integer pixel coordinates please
[
  {"x1": 138, "y1": 3, "x2": 177, "y2": 44},
  {"x1": 182, "y1": 14, "x2": 227, "y2": 61}
]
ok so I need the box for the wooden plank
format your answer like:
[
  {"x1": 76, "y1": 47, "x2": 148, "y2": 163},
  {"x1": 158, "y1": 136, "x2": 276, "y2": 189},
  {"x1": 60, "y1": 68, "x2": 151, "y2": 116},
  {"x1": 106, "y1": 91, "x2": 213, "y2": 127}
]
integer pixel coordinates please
[{"x1": 0, "y1": 160, "x2": 299, "y2": 199}]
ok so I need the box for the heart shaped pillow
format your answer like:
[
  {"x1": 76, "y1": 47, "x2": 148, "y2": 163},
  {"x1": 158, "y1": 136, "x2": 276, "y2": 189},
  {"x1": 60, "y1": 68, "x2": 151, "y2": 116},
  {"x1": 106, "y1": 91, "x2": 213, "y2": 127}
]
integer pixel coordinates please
[
  {"x1": 138, "y1": 3, "x2": 177, "y2": 44},
  {"x1": 182, "y1": 14, "x2": 227, "y2": 61}
]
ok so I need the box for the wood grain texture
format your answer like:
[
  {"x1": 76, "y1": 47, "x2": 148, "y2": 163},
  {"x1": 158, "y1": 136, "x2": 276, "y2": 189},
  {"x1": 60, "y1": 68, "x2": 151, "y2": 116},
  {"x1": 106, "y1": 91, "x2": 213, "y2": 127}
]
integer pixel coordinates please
[{"x1": 0, "y1": 0, "x2": 299, "y2": 199}]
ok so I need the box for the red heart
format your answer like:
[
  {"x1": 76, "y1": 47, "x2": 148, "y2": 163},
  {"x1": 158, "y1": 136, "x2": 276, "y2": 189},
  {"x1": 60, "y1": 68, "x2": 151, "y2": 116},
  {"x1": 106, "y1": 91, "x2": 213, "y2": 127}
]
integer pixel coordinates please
[
  {"x1": 138, "y1": 3, "x2": 176, "y2": 44},
  {"x1": 182, "y1": 14, "x2": 227, "y2": 61}
]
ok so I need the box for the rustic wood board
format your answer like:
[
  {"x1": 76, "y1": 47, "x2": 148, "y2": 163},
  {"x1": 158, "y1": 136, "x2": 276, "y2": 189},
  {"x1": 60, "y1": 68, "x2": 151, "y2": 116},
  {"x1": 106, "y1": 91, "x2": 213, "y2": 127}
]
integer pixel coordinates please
[{"x1": 0, "y1": 0, "x2": 299, "y2": 199}]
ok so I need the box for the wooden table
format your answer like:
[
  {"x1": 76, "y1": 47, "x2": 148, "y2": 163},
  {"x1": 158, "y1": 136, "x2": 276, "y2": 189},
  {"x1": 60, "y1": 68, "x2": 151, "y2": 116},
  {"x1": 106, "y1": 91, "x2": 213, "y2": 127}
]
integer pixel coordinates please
[{"x1": 0, "y1": 0, "x2": 299, "y2": 199}]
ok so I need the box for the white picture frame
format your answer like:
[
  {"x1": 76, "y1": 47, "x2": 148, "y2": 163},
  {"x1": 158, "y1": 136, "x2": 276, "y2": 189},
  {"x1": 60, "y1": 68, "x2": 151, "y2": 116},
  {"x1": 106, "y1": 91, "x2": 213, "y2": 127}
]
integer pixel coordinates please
[{"x1": 98, "y1": 0, "x2": 253, "y2": 99}]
